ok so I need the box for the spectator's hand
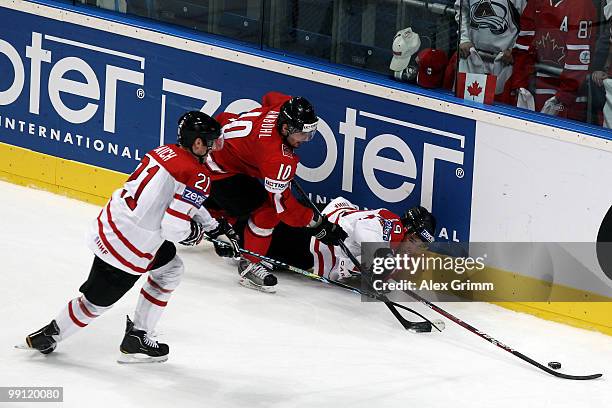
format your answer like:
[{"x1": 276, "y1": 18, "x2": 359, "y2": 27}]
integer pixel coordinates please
[
  {"x1": 459, "y1": 42, "x2": 474, "y2": 59},
  {"x1": 541, "y1": 96, "x2": 564, "y2": 116},
  {"x1": 592, "y1": 71, "x2": 608, "y2": 87},
  {"x1": 500, "y1": 49, "x2": 513, "y2": 65}
]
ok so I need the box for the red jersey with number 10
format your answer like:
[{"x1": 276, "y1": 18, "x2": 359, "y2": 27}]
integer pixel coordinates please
[
  {"x1": 207, "y1": 91, "x2": 314, "y2": 227},
  {"x1": 87, "y1": 144, "x2": 218, "y2": 275}
]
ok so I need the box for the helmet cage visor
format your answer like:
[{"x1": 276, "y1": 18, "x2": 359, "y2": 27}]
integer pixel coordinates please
[{"x1": 287, "y1": 120, "x2": 319, "y2": 142}]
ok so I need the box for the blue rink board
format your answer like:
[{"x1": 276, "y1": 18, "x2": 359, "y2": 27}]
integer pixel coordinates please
[{"x1": 0, "y1": 5, "x2": 475, "y2": 242}]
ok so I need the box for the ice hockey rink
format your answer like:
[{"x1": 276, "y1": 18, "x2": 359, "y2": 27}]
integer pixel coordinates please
[{"x1": 0, "y1": 180, "x2": 610, "y2": 408}]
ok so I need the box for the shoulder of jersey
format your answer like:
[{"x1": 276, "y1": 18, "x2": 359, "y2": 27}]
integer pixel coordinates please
[
  {"x1": 262, "y1": 91, "x2": 291, "y2": 107},
  {"x1": 377, "y1": 209, "x2": 402, "y2": 221},
  {"x1": 147, "y1": 144, "x2": 203, "y2": 184},
  {"x1": 376, "y1": 209, "x2": 406, "y2": 241}
]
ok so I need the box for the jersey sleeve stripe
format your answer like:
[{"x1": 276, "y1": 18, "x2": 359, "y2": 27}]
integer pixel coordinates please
[
  {"x1": 313, "y1": 239, "x2": 325, "y2": 276},
  {"x1": 165, "y1": 207, "x2": 191, "y2": 221},
  {"x1": 140, "y1": 288, "x2": 168, "y2": 307},
  {"x1": 566, "y1": 44, "x2": 590, "y2": 50},
  {"x1": 173, "y1": 193, "x2": 192, "y2": 205},
  {"x1": 273, "y1": 193, "x2": 286, "y2": 213},
  {"x1": 147, "y1": 276, "x2": 174, "y2": 294},
  {"x1": 96, "y1": 216, "x2": 149, "y2": 274},
  {"x1": 328, "y1": 244, "x2": 337, "y2": 271},
  {"x1": 563, "y1": 63, "x2": 588, "y2": 71},
  {"x1": 106, "y1": 199, "x2": 154, "y2": 260},
  {"x1": 68, "y1": 300, "x2": 88, "y2": 327}
]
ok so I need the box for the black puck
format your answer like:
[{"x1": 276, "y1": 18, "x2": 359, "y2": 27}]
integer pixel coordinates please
[{"x1": 548, "y1": 361, "x2": 562, "y2": 370}]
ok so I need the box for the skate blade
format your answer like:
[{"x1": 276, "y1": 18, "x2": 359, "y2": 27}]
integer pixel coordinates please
[
  {"x1": 14, "y1": 342, "x2": 56, "y2": 354},
  {"x1": 14, "y1": 343, "x2": 35, "y2": 351},
  {"x1": 117, "y1": 352, "x2": 168, "y2": 364},
  {"x1": 239, "y1": 278, "x2": 276, "y2": 293}
]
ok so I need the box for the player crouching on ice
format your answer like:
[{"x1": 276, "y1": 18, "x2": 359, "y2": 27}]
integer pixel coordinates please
[
  {"x1": 228, "y1": 197, "x2": 436, "y2": 282},
  {"x1": 22, "y1": 112, "x2": 241, "y2": 363}
]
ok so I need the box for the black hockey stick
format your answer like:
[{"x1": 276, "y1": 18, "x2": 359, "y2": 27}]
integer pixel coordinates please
[
  {"x1": 402, "y1": 289, "x2": 602, "y2": 380},
  {"x1": 291, "y1": 180, "x2": 441, "y2": 333},
  {"x1": 291, "y1": 181, "x2": 602, "y2": 380},
  {"x1": 208, "y1": 238, "x2": 442, "y2": 332}
]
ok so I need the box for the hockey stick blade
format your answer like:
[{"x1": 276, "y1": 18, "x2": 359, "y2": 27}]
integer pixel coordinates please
[
  {"x1": 403, "y1": 289, "x2": 602, "y2": 380},
  {"x1": 514, "y1": 351, "x2": 602, "y2": 380},
  {"x1": 290, "y1": 179, "x2": 440, "y2": 333},
  {"x1": 208, "y1": 237, "x2": 441, "y2": 331}
]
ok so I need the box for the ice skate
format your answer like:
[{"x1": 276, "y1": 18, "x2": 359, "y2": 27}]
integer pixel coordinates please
[
  {"x1": 238, "y1": 259, "x2": 277, "y2": 293},
  {"x1": 20, "y1": 320, "x2": 60, "y2": 354},
  {"x1": 117, "y1": 316, "x2": 169, "y2": 364}
]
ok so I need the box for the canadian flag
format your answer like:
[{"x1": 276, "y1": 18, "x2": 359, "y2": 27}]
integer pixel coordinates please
[{"x1": 456, "y1": 72, "x2": 496, "y2": 105}]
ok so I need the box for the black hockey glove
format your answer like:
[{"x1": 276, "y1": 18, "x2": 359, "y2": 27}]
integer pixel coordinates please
[
  {"x1": 364, "y1": 247, "x2": 395, "y2": 294},
  {"x1": 179, "y1": 220, "x2": 206, "y2": 246},
  {"x1": 309, "y1": 215, "x2": 348, "y2": 246},
  {"x1": 205, "y1": 218, "x2": 241, "y2": 259},
  {"x1": 369, "y1": 247, "x2": 396, "y2": 280}
]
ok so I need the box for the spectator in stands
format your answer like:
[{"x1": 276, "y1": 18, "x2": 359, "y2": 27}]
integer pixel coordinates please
[
  {"x1": 454, "y1": 0, "x2": 526, "y2": 100},
  {"x1": 591, "y1": 0, "x2": 612, "y2": 127},
  {"x1": 510, "y1": 0, "x2": 597, "y2": 121}
]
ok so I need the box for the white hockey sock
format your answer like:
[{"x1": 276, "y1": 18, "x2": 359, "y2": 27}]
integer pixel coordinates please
[
  {"x1": 133, "y1": 256, "x2": 184, "y2": 333},
  {"x1": 53, "y1": 296, "x2": 112, "y2": 342}
]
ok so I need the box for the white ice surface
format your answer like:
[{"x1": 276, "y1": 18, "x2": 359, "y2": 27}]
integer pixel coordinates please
[{"x1": 0, "y1": 180, "x2": 610, "y2": 408}]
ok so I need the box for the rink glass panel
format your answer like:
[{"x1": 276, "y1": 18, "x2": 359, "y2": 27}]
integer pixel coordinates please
[
  {"x1": 41, "y1": 1, "x2": 612, "y2": 133},
  {"x1": 456, "y1": 0, "x2": 610, "y2": 130}
]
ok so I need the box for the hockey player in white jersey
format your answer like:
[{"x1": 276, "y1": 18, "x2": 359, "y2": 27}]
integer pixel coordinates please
[
  {"x1": 308, "y1": 197, "x2": 435, "y2": 280},
  {"x1": 23, "y1": 111, "x2": 240, "y2": 363},
  {"x1": 243, "y1": 197, "x2": 436, "y2": 281}
]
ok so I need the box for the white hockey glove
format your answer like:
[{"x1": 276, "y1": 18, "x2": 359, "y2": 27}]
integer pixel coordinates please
[
  {"x1": 179, "y1": 220, "x2": 206, "y2": 246},
  {"x1": 204, "y1": 218, "x2": 241, "y2": 259}
]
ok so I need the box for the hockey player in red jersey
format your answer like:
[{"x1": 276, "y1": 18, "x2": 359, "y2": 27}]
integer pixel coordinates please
[
  {"x1": 204, "y1": 91, "x2": 347, "y2": 293},
  {"x1": 510, "y1": 0, "x2": 596, "y2": 119},
  {"x1": 23, "y1": 112, "x2": 241, "y2": 363}
]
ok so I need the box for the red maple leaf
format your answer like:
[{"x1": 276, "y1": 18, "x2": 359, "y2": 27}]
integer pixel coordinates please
[{"x1": 467, "y1": 81, "x2": 482, "y2": 97}]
